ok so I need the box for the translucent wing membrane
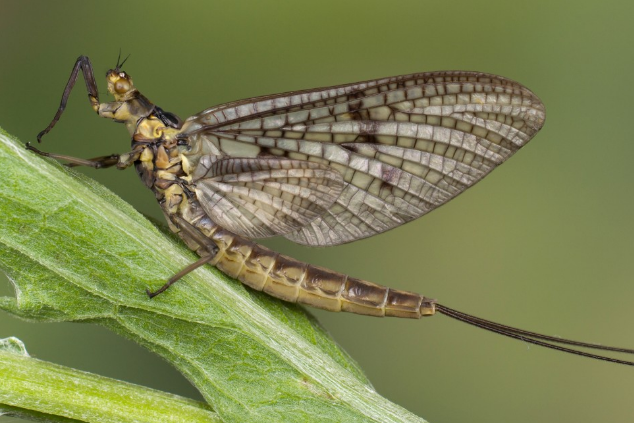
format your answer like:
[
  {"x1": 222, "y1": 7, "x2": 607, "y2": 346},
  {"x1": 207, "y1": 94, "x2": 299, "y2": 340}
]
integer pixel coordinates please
[
  {"x1": 181, "y1": 71, "x2": 546, "y2": 245},
  {"x1": 192, "y1": 156, "x2": 344, "y2": 239}
]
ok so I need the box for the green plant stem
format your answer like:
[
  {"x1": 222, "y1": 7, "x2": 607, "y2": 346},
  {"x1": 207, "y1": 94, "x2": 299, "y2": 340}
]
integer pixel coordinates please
[{"x1": 0, "y1": 337, "x2": 218, "y2": 423}]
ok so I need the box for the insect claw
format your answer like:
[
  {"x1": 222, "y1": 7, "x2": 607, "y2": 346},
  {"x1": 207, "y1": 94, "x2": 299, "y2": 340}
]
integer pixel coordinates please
[
  {"x1": 147, "y1": 282, "x2": 172, "y2": 298},
  {"x1": 26, "y1": 142, "x2": 47, "y2": 156}
]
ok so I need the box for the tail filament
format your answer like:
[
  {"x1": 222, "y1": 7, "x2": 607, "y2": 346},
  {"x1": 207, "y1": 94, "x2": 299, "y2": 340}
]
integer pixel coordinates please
[{"x1": 436, "y1": 304, "x2": 634, "y2": 366}]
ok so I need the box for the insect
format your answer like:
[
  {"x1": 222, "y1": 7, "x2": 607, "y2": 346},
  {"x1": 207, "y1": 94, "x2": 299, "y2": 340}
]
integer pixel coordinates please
[{"x1": 28, "y1": 54, "x2": 634, "y2": 365}]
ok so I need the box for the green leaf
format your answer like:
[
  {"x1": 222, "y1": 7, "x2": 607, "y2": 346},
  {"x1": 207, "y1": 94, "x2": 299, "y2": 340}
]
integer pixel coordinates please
[
  {"x1": 0, "y1": 128, "x2": 427, "y2": 422},
  {"x1": 0, "y1": 337, "x2": 219, "y2": 423}
]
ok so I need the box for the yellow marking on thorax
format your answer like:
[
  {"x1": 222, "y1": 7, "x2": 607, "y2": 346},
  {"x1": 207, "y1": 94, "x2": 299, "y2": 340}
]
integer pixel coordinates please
[
  {"x1": 140, "y1": 147, "x2": 153, "y2": 162},
  {"x1": 163, "y1": 184, "x2": 185, "y2": 214},
  {"x1": 135, "y1": 116, "x2": 166, "y2": 141},
  {"x1": 155, "y1": 146, "x2": 170, "y2": 169},
  {"x1": 181, "y1": 154, "x2": 193, "y2": 176}
]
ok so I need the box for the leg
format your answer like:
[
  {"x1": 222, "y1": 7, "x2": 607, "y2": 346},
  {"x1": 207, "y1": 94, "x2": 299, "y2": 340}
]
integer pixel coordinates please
[
  {"x1": 37, "y1": 56, "x2": 100, "y2": 142},
  {"x1": 147, "y1": 215, "x2": 219, "y2": 298},
  {"x1": 26, "y1": 142, "x2": 140, "y2": 170},
  {"x1": 26, "y1": 142, "x2": 120, "y2": 169},
  {"x1": 32, "y1": 56, "x2": 137, "y2": 168},
  {"x1": 146, "y1": 254, "x2": 216, "y2": 298}
]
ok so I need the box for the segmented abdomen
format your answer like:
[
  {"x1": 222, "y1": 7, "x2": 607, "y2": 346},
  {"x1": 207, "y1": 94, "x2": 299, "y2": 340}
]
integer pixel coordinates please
[{"x1": 191, "y1": 215, "x2": 436, "y2": 319}]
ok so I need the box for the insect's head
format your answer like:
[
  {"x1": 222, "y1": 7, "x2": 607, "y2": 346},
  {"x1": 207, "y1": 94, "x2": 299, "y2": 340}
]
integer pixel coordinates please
[
  {"x1": 106, "y1": 69, "x2": 135, "y2": 100},
  {"x1": 106, "y1": 51, "x2": 135, "y2": 99}
]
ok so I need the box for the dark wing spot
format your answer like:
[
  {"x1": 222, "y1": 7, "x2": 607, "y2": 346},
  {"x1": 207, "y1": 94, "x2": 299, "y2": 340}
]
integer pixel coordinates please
[{"x1": 380, "y1": 166, "x2": 400, "y2": 192}]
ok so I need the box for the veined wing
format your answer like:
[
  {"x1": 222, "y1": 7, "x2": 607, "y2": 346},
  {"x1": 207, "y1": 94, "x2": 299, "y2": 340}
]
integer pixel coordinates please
[
  {"x1": 191, "y1": 156, "x2": 343, "y2": 239},
  {"x1": 180, "y1": 71, "x2": 546, "y2": 246}
]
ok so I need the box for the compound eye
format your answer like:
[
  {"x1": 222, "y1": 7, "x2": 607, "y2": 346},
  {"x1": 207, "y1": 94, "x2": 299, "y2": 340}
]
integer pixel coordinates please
[{"x1": 114, "y1": 79, "x2": 130, "y2": 94}]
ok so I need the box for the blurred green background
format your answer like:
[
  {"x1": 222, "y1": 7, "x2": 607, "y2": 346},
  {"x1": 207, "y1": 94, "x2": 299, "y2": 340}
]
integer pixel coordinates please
[{"x1": 1, "y1": 1, "x2": 633, "y2": 422}]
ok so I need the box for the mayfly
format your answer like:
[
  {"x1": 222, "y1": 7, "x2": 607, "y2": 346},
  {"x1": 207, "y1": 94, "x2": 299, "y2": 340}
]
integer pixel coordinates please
[{"x1": 28, "y1": 55, "x2": 634, "y2": 365}]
